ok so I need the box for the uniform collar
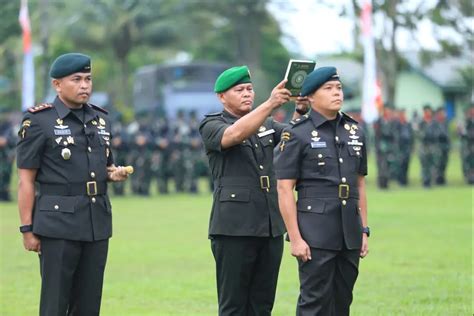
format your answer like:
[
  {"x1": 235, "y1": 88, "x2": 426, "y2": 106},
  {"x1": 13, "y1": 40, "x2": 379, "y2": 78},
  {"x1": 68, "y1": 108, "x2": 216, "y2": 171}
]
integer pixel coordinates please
[
  {"x1": 222, "y1": 110, "x2": 239, "y2": 123},
  {"x1": 309, "y1": 109, "x2": 343, "y2": 128},
  {"x1": 53, "y1": 96, "x2": 99, "y2": 123}
]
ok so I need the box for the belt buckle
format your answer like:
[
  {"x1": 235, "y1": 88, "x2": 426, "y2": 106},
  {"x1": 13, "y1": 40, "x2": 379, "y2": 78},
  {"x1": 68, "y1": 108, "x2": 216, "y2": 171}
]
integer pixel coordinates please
[
  {"x1": 260, "y1": 176, "x2": 270, "y2": 192},
  {"x1": 86, "y1": 181, "x2": 97, "y2": 196},
  {"x1": 338, "y1": 184, "x2": 349, "y2": 199}
]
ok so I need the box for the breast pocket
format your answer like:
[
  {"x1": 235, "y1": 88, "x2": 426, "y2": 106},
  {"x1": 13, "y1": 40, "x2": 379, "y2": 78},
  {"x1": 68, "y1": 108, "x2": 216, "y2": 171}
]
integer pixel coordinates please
[
  {"x1": 347, "y1": 146, "x2": 362, "y2": 172},
  {"x1": 308, "y1": 148, "x2": 334, "y2": 175}
]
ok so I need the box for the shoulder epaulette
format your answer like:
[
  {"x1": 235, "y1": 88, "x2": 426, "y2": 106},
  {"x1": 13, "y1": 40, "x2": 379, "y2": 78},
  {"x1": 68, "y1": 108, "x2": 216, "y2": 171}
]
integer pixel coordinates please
[
  {"x1": 28, "y1": 103, "x2": 53, "y2": 113},
  {"x1": 290, "y1": 114, "x2": 309, "y2": 127},
  {"x1": 205, "y1": 112, "x2": 222, "y2": 117},
  {"x1": 341, "y1": 111, "x2": 358, "y2": 124},
  {"x1": 88, "y1": 103, "x2": 108, "y2": 115}
]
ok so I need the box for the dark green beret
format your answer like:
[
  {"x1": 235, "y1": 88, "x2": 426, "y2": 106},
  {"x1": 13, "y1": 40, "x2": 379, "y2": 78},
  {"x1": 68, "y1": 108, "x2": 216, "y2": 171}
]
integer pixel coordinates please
[
  {"x1": 214, "y1": 66, "x2": 252, "y2": 93},
  {"x1": 300, "y1": 66, "x2": 340, "y2": 97},
  {"x1": 49, "y1": 53, "x2": 91, "y2": 79}
]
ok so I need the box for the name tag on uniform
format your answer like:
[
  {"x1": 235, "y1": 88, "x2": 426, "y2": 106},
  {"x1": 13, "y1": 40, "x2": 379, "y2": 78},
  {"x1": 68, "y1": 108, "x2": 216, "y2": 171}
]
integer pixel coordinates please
[
  {"x1": 98, "y1": 130, "x2": 110, "y2": 136},
  {"x1": 54, "y1": 129, "x2": 71, "y2": 135},
  {"x1": 258, "y1": 129, "x2": 275, "y2": 138},
  {"x1": 311, "y1": 141, "x2": 327, "y2": 148}
]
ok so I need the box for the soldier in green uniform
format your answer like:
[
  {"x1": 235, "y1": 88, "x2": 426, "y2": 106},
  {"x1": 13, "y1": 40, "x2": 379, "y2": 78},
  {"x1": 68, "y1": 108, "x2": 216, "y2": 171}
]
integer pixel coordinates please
[
  {"x1": 171, "y1": 110, "x2": 190, "y2": 192},
  {"x1": 373, "y1": 106, "x2": 397, "y2": 189},
  {"x1": 397, "y1": 109, "x2": 414, "y2": 186},
  {"x1": 130, "y1": 119, "x2": 153, "y2": 195},
  {"x1": 275, "y1": 66, "x2": 369, "y2": 316},
  {"x1": 199, "y1": 65, "x2": 308, "y2": 315},
  {"x1": 0, "y1": 110, "x2": 17, "y2": 201},
  {"x1": 16, "y1": 53, "x2": 129, "y2": 315},
  {"x1": 460, "y1": 106, "x2": 474, "y2": 184},
  {"x1": 151, "y1": 116, "x2": 171, "y2": 194},
  {"x1": 418, "y1": 105, "x2": 438, "y2": 187},
  {"x1": 434, "y1": 107, "x2": 450, "y2": 185},
  {"x1": 188, "y1": 110, "x2": 203, "y2": 193}
]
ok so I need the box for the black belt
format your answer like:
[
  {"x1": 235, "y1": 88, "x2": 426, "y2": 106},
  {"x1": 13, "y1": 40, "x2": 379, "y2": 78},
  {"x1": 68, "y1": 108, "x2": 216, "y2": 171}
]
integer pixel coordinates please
[
  {"x1": 39, "y1": 181, "x2": 107, "y2": 196},
  {"x1": 214, "y1": 176, "x2": 276, "y2": 191},
  {"x1": 297, "y1": 185, "x2": 359, "y2": 199}
]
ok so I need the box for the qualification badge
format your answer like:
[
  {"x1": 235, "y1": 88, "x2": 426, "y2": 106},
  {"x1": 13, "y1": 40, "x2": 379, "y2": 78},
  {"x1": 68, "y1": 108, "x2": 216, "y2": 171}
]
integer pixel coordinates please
[{"x1": 61, "y1": 148, "x2": 71, "y2": 160}]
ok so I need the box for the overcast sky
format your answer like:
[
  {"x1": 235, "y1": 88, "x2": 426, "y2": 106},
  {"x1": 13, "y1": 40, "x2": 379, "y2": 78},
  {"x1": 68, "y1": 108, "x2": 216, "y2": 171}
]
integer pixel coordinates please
[{"x1": 267, "y1": 0, "x2": 464, "y2": 58}]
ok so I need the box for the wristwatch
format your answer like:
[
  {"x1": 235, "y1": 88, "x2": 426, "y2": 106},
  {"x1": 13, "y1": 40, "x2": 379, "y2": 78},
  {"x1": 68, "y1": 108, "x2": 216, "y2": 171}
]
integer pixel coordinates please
[
  {"x1": 362, "y1": 226, "x2": 370, "y2": 237},
  {"x1": 19, "y1": 224, "x2": 33, "y2": 233}
]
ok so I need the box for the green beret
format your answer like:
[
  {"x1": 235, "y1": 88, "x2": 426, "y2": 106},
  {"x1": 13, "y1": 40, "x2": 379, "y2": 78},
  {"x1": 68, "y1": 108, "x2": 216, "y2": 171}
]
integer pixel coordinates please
[
  {"x1": 49, "y1": 53, "x2": 91, "y2": 79},
  {"x1": 214, "y1": 66, "x2": 252, "y2": 93},
  {"x1": 300, "y1": 66, "x2": 340, "y2": 96}
]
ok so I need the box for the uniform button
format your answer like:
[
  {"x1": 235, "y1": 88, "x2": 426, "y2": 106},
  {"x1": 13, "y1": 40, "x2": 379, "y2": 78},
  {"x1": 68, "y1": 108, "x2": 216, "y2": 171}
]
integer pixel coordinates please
[
  {"x1": 90, "y1": 172, "x2": 96, "y2": 178},
  {"x1": 342, "y1": 177, "x2": 347, "y2": 183},
  {"x1": 242, "y1": 140, "x2": 246, "y2": 144},
  {"x1": 318, "y1": 154, "x2": 323, "y2": 158},
  {"x1": 255, "y1": 144, "x2": 259, "y2": 148},
  {"x1": 335, "y1": 136, "x2": 339, "y2": 142},
  {"x1": 356, "y1": 151, "x2": 360, "y2": 156},
  {"x1": 307, "y1": 205, "x2": 312, "y2": 210},
  {"x1": 84, "y1": 124, "x2": 87, "y2": 128},
  {"x1": 54, "y1": 205, "x2": 59, "y2": 210},
  {"x1": 63, "y1": 141, "x2": 68, "y2": 146},
  {"x1": 259, "y1": 165, "x2": 264, "y2": 170},
  {"x1": 231, "y1": 194, "x2": 236, "y2": 198},
  {"x1": 339, "y1": 158, "x2": 343, "y2": 163},
  {"x1": 342, "y1": 200, "x2": 347, "y2": 206},
  {"x1": 88, "y1": 146, "x2": 92, "y2": 152},
  {"x1": 91, "y1": 197, "x2": 96, "y2": 203},
  {"x1": 269, "y1": 139, "x2": 273, "y2": 143}
]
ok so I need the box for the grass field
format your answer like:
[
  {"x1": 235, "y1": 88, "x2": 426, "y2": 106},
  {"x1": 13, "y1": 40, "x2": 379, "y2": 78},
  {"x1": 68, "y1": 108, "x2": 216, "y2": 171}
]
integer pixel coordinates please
[{"x1": 0, "y1": 152, "x2": 472, "y2": 315}]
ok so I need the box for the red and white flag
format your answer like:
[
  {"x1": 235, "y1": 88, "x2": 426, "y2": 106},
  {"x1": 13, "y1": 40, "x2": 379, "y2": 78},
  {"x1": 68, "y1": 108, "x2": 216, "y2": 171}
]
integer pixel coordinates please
[
  {"x1": 19, "y1": 0, "x2": 35, "y2": 111},
  {"x1": 360, "y1": 0, "x2": 379, "y2": 123}
]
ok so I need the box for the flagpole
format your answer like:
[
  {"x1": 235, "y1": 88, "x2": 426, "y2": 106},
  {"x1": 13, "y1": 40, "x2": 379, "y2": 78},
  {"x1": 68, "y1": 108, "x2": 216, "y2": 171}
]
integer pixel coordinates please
[{"x1": 19, "y1": 0, "x2": 35, "y2": 111}]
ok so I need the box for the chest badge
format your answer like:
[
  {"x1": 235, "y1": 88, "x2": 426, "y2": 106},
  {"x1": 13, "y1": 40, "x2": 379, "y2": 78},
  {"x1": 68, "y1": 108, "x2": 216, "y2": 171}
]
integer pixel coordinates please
[
  {"x1": 67, "y1": 136, "x2": 75, "y2": 144},
  {"x1": 344, "y1": 124, "x2": 350, "y2": 130},
  {"x1": 258, "y1": 126, "x2": 266, "y2": 133},
  {"x1": 311, "y1": 130, "x2": 320, "y2": 142},
  {"x1": 61, "y1": 148, "x2": 71, "y2": 160},
  {"x1": 54, "y1": 118, "x2": 69, "y2": 129}
]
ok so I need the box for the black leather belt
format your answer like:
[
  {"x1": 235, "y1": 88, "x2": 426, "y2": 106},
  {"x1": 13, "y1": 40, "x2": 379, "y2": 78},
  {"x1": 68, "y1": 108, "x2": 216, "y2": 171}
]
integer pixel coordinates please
[
  {"x1": 214, "y1": 176, "x2": 276, "y2": 191},
  {"x1": 39, "y1": 181, "x2": 107, "y2": 196},
  {"x1": 298, "y1": 185, "x2": 359, "y2": 199}
]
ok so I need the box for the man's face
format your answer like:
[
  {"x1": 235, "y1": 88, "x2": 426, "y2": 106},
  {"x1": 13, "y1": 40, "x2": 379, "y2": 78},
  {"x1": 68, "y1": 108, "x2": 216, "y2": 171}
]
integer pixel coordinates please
[
  {"x1": 218, "y1": 83, "x2": 255, "y2": 117},
  {"x1": 53, "y1": 72, "x2": 92, "y2": 106},
  {"x1": 308, "y1": 81, "x2": 344, "y2": 113}
]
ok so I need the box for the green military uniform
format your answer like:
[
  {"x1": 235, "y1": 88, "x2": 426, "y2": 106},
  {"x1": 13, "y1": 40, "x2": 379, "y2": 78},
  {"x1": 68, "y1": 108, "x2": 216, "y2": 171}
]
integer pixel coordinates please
[
  {"x1": 130, "y1": 122, "x2": 153, "y2": 195},
  {"x1": 199, "y1": 65, "x2": 288, "y2": 315},
  {"x1": 460, "y1": 108, "x2": 474, "y2": 184},
  {"x1": 397, "y1": 118, "x2": 414, "y2": 186},
  {"x1": 200, "y1": 111, "x2": 287, "y2": 315},
  {"x1": 17, "y1": 53, "x2": 114, "y2": 316},
  {"x1": 275, "y1": 67, "x2": 368, "y2": 316},
  {"x1": 434, "y1": 110, "x2": 450, "y2": 185},
  {"x1": 418, "y1": 118, "x2": 438, "y2": 187},
  {"x1": 150, "y1": 117, "x2": 171, "y2": 194},
  {"x1": 373, "y1": 115, "x2": 396, "y2": 188},
  {"x1": 0, "y1": 112, "x2": 16, "y2": 201}
]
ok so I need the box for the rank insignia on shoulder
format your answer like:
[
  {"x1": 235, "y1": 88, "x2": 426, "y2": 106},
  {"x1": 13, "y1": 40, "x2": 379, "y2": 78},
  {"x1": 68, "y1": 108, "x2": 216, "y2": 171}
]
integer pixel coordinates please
[
  {"x1": 281, "y1": 132, "x2": 291, "y2": 141},
  {"x1": 28, "y1": 103, "x2": 53, "y2": 113}
]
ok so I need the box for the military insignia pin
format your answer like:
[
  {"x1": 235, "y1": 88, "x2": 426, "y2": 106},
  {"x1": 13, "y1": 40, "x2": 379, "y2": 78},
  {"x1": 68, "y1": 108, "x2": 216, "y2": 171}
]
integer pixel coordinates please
[
  {"x1": 99, "y1": 118, "x2": 106, "y2": 126},
  {"x1": 259, "y1": 126, "x2": 266, "y2": 133},
  {"x1": 344, "y1": 124, "x2": 350, "y2": 130},
  {"x1": 61, "y1": 148, "x2": 71, "y2": 160},
  {"x1": 67, "y1": 136, "x2": 75, "y2": 144},
  {"x1": 55, "y1": 137, "x2": 62, "y2": 144},
  {"x1": 311, "y1": 130, "x2": 318, "y2": 137},
  {"x1": 56, "y1": 118, "x2": 63, "y2": 125},
  {"x1": 92, "y1": 120, "x2": 97, "y2": 125}
]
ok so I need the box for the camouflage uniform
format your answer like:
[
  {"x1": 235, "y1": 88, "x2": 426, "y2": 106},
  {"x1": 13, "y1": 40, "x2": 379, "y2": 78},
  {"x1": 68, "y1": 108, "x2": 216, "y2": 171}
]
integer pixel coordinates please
[
  {"x1": 151, "y1": 117, "x2": 171, "y2": 194},
  {"x1": 418, "y1": 122, "x2": 437, "y2": 187},
  {"x1": 460, "y1": 108, "x2": 474, "y2": 184},
  {"x1": 170, "y1": 112, "x2": 190, "y2": 192},
  {"x1": 129, "y1": 121, "x2": 153, "y2": 195},
  {"x1": 433, "y1": 109, "x2": 450, "y2": 185},
  {"x1": 0, "y1": 114, "x2": 16, "y2": 201},
  {"x1": 374, "y1": 110, "x2": 397, "y2": 189},
  {"x1": 397, "y1": 112, "x2": 414, "y2": 186}
]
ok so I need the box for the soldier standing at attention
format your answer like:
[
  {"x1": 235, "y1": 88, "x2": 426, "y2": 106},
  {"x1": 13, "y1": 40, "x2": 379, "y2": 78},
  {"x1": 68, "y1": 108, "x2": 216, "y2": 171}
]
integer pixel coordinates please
[
  {"x1": 0, "y1": 110, "x2": 17, "y2": 201},
  {"x1": 199, "y1": 65, "x2": 308, "y2": 315},
  {"x1": 418, "y1": 104, "x2": 437, "y2": 188},
  {"x1": 397, "y1": 109, "x2": 414, "y2": 186},
  {"x1": 434, "y1": 107, "x2": 450, "y2": 185},
  {"x1": 275, "y1": 67, "x2": 369, "y2": 316},
  {"x1": 16, "y1": 53, "x2": 129, "y2": 316}
]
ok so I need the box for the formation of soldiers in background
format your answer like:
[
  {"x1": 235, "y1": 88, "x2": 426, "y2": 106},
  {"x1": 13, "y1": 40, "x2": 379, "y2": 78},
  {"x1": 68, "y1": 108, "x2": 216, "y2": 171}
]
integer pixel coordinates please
[
  {"x1": 1, "y1": 105, "x2": 473, "y2": 201},
  {"x1": 373, "y1": 104, "x2": 474, "y2": 189}
]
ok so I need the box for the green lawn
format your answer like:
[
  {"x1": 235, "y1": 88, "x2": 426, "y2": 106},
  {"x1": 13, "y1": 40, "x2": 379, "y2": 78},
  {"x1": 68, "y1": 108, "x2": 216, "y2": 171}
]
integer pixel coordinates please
[{"x1": 0, "y1": 153, "x2": 472, "y2": 315}]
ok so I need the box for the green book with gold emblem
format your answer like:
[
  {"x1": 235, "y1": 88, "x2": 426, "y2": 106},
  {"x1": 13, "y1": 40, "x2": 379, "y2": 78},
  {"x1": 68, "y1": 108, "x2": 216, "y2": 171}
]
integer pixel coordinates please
[{"x1": 284, "y1": 59, "x2": 316, "y2": 97}]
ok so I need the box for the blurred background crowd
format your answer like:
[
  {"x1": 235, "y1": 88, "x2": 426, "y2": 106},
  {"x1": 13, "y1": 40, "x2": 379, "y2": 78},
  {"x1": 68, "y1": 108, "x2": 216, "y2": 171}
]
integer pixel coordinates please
[{"x1": 0, "y1": 0, "x2": 472, "y2": 200}]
